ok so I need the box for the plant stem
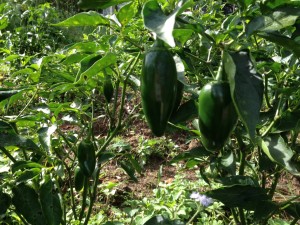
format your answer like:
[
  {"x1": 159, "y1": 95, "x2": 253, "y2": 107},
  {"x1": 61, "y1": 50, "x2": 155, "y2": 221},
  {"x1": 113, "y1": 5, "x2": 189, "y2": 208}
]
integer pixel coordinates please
[
  {"x1": 186, "y1": 205, "x2": 201, "y2": 225},
  {"x1": 0, "y1": 146, "x2": 17, "y2": 163},
  {"x1": 268, "y1": 169, "x2": 280, "y2": 199},
  {"x1": 231, "y1": 208, "x2": 240, "y2": 225},
  {"x1": 291, "y1": 218, "x2": 299, "y2": 225},
  {"x1": 83, "y1": 167, "x2": 101, "y2": 225},
  {"x1": 16, "y1": 88, "x2": 38, "y2": 119},
  {"x1": 239, "y1": 207, "x2": 246, "y2": 225},
  {"x1": 79, "y1": 178, "x2": 89, "y2": 222}
]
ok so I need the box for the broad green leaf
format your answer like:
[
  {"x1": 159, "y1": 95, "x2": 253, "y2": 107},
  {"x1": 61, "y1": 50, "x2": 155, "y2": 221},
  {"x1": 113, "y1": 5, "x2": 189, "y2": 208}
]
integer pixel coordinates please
[
  {"x1": 169, "y1": 99, "x2": 198, "y2": 124},
  {"x1": 38, "y1": 125, "x2": 57, "y2": 153},
  {"x1": 258, "y1": 32, "x2": 300, "y2": 57},
  {"x1": 62, "y1": 52, "x2": 89, "y2": 65},
  {"x1": 173, "y1": 29, "x2": 194, "y2": 46},
  {"x1": 76, "y1": 52, "x2": 116, "y2": 84},
  {"x1": 12, "y1": 183, "x2": 45, "y2": 225},
  {"x1": 206, "y1": 185, "x2": 276, "y2": 211},
  {"x1": 216, "y1": 175, "x2": 259, "y2": 187},
  {"x1": 77, "y1": 54, "x2": 103, "y2": 75},
  {"x1": 272, "y1": 109, "x2": 300, "y2": 132},
  {"x1": 15, "y1": 168, "x2": 41, "y2": 183},
  {"x1": 119, "y1": 160, "x2": 138, "y2": 182},
  {"x1": 40, "y1": 175, "x2": 63, "y2": 225},
  {"x1": 0, "y1": 89, "x2": 23, "y2": 102},
  {"x1": 224, "y1": 51, "x2": 264, "y2": 141},
  {"x1": 220, "y1": 150, "x2": 236, "y2": 175},
  {"x1": 144, "y1": 215, "x2": 184, "y2": 225},
  {"x1": 258, "y1": 134, "x2": 300, "y2": 175},
  {"x1": 98, "y1": 152, "x2": 116, "y2": 164},
  {"x1": 0, "y1": 16, "x2": 8, "y2": 30},
  {"x1": 170, "y1": 146, "x2": 211, "y2": 163},
  {"x1": 53, "y1": 11, "x2": 110, "y2": 27},
  {"x1": 285, "y1": 202, "x2": 300, "y2": 219},
  {"x1": 78, "y1": 0, "x2": 132, "y2": 10},
  {"x1": 142, "y1": 0, "x2": 193, "y2": 47},
  {"x1": 0, "y1": 120, "x2": 16, "y2": 134},
  {"x1": 246, "y1": 6, "x2": 300, "y2": 36},
  {"x1": 12, "y1": 161, "x2": 43, "y2": 173},
  {"x1": 65, "y1": 41, "x2": 103, "y2": 53},
  {"x1": 52, "y1": 83, "x2": 76, "y2": 95},
  {"x1": 117, "y1": 1, "x2": 138, "y2": 26},
  {"x1": 0, "y1": 133, "x2": 43, "y2": 154},
  {"x1": 261, "y1": 0, "x2": 300, "y2": 10}
]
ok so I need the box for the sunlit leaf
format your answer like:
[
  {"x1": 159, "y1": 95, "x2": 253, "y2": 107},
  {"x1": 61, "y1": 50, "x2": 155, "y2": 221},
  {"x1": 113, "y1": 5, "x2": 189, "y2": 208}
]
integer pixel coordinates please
[
  {"x1": 53, "y1": 11, "x2": 110, "y2": 27},
  {"x1": 258, "y1": 134, "x2": 300, "y2": 175},
  {"x1": 246, "y1": 6, "x2": 300, "y2": 36},
  {"x1": 142, "y1": 0, "x2": 193, "y2": 47}
]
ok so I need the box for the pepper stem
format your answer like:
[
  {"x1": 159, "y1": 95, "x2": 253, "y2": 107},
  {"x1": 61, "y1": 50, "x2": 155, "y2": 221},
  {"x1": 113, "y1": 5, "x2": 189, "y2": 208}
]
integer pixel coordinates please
[
  {"x1": 154, "y1": 38, "x2": 165, "y2": 47},
  {"x1": 216, "y1": 51, "x2": 227, "y2": 81}
]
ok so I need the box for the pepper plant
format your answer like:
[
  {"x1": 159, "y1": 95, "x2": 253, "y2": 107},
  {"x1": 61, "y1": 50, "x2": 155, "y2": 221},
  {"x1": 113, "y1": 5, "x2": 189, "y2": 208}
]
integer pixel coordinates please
[{"x1": 0, "y1": 0, "x2": 300, "y2": 224}]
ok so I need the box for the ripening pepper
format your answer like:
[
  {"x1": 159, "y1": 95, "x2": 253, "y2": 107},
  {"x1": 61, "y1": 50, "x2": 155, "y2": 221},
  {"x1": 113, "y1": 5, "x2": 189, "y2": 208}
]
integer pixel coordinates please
[
  {"x1": 198, "y1": 81, "x2": 238, "y2": 151},
  {"x1": 77, "y1": 140, "x2": 96, "y2": 177},
  {"x1": 141, "y1": 39, "x2": 177, "y2": 136}
]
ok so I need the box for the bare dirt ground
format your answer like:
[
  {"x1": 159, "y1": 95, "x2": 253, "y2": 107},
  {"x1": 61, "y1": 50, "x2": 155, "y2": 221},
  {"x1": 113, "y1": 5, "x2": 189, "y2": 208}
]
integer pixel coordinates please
[{"x1": 94, "y1": 114, "x2": 300, "y2": 206}]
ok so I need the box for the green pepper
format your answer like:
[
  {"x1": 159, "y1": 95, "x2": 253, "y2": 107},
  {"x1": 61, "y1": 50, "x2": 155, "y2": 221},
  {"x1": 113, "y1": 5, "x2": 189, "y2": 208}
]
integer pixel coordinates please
[
  {"x1": 103, "y1": 75, "x2": 114, "y2": 103},
  {"x1": 198, "y1": 81, "x2": 237, "y2": 151},
  {"x1": 141, "y1": 39, "x2": 177, "y2": 136},
  {"x1": 74, "y1": 166, "x2": 85, "y2": 191},
  {"x1": 77, "y1": 140, "x2": 96, "y2": 177}
]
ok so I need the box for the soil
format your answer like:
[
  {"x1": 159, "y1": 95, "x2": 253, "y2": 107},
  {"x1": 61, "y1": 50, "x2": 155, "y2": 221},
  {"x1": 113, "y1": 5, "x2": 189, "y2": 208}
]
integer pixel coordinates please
[{"x1": 93, "y1": 114, "x2": 300, "y2": 207}]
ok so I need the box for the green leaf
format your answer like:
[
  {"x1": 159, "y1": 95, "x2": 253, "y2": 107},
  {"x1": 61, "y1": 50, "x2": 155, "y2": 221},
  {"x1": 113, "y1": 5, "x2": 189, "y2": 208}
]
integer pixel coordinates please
[
  {"x1": 65, "y1": 41, "x2": 103, "y2": 53},
  {"x1": 40, "y1": 175, "x2": 63, "y2": 225},
  {"x1": 224, "y1": 50, "x2": 264, "y2": 141},
  {"x1": 12, "y1": 161, "x2": 43, "y2": 173},
  {"x1": 272, "y1": 109, "x2": 300, "y2": 132},
  {"x1": 258, "y1": 134, "x2": 300, "y2": 175},
  {"x1": 78, "y1": 0, "x2": 132, "y2": 10},
  {"x1": 173, "y1": 29, "x2": 194, "y2": 45},
  {"x1": 206, "y1": 185, "x2": 275, "y2": 211},
  {"x1": 15, "y1": 168, "x2": 41, "y2": 183},
  {"x1": 0, "y1": 88, "x2": 23, "y2": 102},
  {"x1": 144, "y1": 215, "x2": 184, "y2": 225},
  {"x1": 98, "y1": 152, "x2": 116, "y2": 164},
  {"x1": 216, "y1": 175, "x2": 260, "y2": 187},
  {"x1": 261, "y1": 0, "x2": 300, "y2": 10},
  {"x1": 117, "y1": 1, "x2": 138, "y2": 26},
  {"x1": 12, "y1": 183, "x2": 45, "y2": 225},
  {"x1": 285, "y1": 202, "x2": 300, "y2": 219},
  {"x1": 38, "y1": 126, "x2": 57, "y2": 153},
  {"x1": 142, "y1": 0, "x2": 193, "y2": 47},
  {"x1": 170, "y1": 99, "x2": 198, "y2": 124},
  {"x1": 76, "y1": 52, "x2": 116, "y2": 84},
  {"x1": 119, "y1": 160, "x2": 138, "y2": 182},
  {"x1": 53, "y1": 11, "x2": 110, "y2": 27},
  {"x1": 0, "y1": 133, "x2": 43, "y2": 154},
  {"x1": 0, "y1": 192, "x2": 11, "y2": 214},
  {"x1": 62, "y1": 52, "x2": 89, "y2": 65},
  {"x1": 0, "y1": 120, "x2": 16, "y2": 134},
  {"x1": 258, "y1": 32, "x2": 300, "y2": 57},
  {"x1": 170, "y1": 146, "x2": 212, "y2": 163},
  {"x1": 246, "y1": 6, "x2": 300, "y2": 36},
  {"x1": 220, "y1": 150, "x2": 236, "y2": 175}
]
